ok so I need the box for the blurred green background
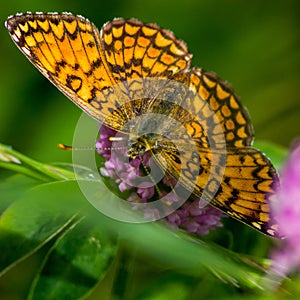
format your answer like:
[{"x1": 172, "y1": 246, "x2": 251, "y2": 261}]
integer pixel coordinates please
[
  {"x1": 0, "y1": 1, "x2": 300, "y2": 299},
  {"x1": 0, "y1": 0, "x2": 299, "y2": 164}
]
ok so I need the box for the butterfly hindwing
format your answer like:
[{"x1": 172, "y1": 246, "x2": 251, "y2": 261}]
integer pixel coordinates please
[
  {"x1": 172, "y1": 68, "x2": 254, "y2": 148},
  {"x1": 155, "y1": 144, "x2": 279, "y2": 236}
]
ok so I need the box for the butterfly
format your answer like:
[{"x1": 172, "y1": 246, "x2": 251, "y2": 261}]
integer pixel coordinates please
[{"x1": 5, "y1": 12, "x2": 280, "y2": 237}]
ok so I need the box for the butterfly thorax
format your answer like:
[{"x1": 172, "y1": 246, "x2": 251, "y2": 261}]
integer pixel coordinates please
[{"x1": 127, "y1": 133, "x2": 162, "y2": 159}]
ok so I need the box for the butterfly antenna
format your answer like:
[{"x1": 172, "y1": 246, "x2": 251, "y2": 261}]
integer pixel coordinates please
[
  {"x1": 58, "y1": 143, "x2": 74, "y2": 150},
  {"x1": 58, "y1": 144, "x2": 99, "y2": 151},
  {"x1": 58, "y1": 143, "x2": 128, "y2": 152}
]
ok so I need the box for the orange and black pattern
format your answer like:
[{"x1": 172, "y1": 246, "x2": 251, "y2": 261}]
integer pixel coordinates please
[{"x1": 6, "y1": 12, "x2": 279, "y2": 237}]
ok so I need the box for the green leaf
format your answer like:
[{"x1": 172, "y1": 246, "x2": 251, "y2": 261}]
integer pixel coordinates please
[
  {"x1": 108, "y1": 220, "x2": 267, "y2": 289},
  {"x1": 0, "y1": 178, "x2": 274, "y2": 294},
  {"x1": 0, "y1": 173, "x2": 38, "y2": 214},
  {"x1": 28, "y1": 217, "x2": 116, "y2": 300},
  {"x1": 135, "y1": 274, "x2": 191, "y2": 300},
  {"x1": 0, "y1": 180, "x2": 83, "y2": 276},
  {"x1": 74, "y1": 181, "x2": 272, "y2": 290}
]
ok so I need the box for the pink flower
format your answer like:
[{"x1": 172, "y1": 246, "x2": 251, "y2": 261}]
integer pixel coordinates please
[
  {"x1": 271, "y1": 142, "x2": 300, "y2": 276},
  {"x1": 96, "y1": 124, "x2": 223, "y2": 236}
]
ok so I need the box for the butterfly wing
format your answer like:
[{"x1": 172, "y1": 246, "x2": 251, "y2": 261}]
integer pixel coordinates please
[
  {"x1": 6, "y1": 13, "x2": 118, "y2": 122},
  {"x1": 98, "y1": 18, "x2": 192, "y2": 129},
  {"x1": 6, "y1": 13, "x2": 192, "y2": 131},
  {"x1": 100, "y1": 18, "x2": 191, "y2": 82},
  {"x1": 155, "y1": 144, "x2": 279, "y2": 237},
  {"x1": 149, "y1": 68, "x2": 279, "y2": 237},
  {"x1": 211, "y1": 147, "x2": 279, "y2": 235},
  {"x1": 172, "y1": 68, "x2": 254, "y2": 148}
]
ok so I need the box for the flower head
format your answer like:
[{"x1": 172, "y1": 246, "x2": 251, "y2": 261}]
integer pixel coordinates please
[
  {"x1": 96, "y1": 124, "x2": 223, "y2": 236},
  {"x1": 271, "y1": 141, "x2": 300, "y2": 276}
]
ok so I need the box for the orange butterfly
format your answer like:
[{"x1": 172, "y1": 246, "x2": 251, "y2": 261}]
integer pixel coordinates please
[{"x1": 6, "y1": 12, "x2": 279, "y2": 236}]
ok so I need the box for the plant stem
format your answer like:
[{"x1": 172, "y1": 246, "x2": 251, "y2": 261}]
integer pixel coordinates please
[{"x1": 0, "y1": 143, "x2": 76, "y2": 181}]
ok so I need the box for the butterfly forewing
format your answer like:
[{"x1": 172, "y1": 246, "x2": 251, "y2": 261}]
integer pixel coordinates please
[
  {"x1": 100, "y1": 18, "x2": 191, "y2": 81},
  {"x1": 6, "y1": 13, "x2": 119, "y2": 122},
  {"x1": 6, "y1": 13, "x2": 193, "y2": 132}
]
